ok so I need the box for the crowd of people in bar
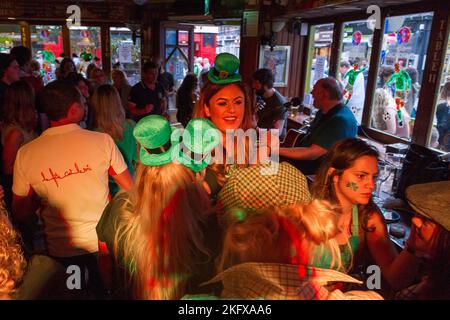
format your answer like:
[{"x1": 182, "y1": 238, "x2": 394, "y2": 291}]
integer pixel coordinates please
[{"x1": 0, "y1": 48, "x2": 449, "y2": 300}]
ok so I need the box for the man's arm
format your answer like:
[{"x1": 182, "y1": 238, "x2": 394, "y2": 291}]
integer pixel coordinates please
[
  {"x1": 272, "y1": 119, "x2": 285, "y2": 132},
  {"x1": 278, "y1": 143, "x2": 327, "y2": 161},
  {"x1": 111, "y1": 169, "x2": 133, "y2": 191},
  {"x1": 2, "y1": 129, "x2": 24, "y2": 174},
  {"x1": 12, "y1": 150, "x2": 38, "y2": 223},
  {"x1": 127, "y1": 101, "x2": 153, "y2": 117}
]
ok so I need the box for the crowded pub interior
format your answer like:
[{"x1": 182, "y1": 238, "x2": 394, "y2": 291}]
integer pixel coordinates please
[{"x1": 0, "y1": 0, "x2": 449, "y2": 301}]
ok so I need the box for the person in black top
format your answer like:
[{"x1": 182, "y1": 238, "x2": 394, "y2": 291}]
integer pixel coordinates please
[
  {"x1": 0, "y1": 54, "x2": 20, "y2": 119},
  {"x1": 0, "y1": 54, "x2": 20, "y2": 180},
  {"x1": 127, "y1": 61, "x2": 166, "y2": 122},
  {"x1": 252, "y1": 68, "x2": 288, "y2": 139},
  {"x1": 176, "y1": 73, "x2": 198, "y2": 127}
]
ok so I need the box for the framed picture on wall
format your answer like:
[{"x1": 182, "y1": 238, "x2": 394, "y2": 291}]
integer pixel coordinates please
[{"x1": 259, "y1": 45, "x2": 291, "y2": 87}]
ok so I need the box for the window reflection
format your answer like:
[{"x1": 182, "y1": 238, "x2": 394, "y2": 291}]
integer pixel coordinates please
[
  {"x1": 30, "y1": 25, "x2": 63, "y2": 84},
  {"x1": 0, "y1": 24, "x2": 22, "y2": 53},
  {"x1": 305, "y1": 23, "x2": 334, "y2": 103},
  {"x1": 69, "y1": 26, "x2": 102, "y2": 78},
  {"x1": 433, "y1": 32, "x2": 450, "y2": 152},
  {"x1": 338, "y1": 20, "x2": 374, "y2": 124},
  {"x1": 370, "y1": 12, "x2": 434, "y2": 141},
  {"x1": 110, "y1": 27, "x2": 141, "y2": 86}
]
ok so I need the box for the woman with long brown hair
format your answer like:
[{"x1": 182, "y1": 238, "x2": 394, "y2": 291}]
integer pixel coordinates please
[
  {"x1": 311, "y1": 138, "x2": 432, "y2": 292},
  {"x1": 91, "y1": 84, "x2": 137, "y2": 196},
  {"x1": 192, "y1": 53, "x2": 267, "y2": 195},
  {"x1": 1, "y1": 80, "x2": 37, "y2": 206}
]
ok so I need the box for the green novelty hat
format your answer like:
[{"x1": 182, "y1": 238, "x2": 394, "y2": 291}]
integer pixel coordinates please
[
  {"x1": 133, "y1": 115, "x2": 180, "y2": 166},
  {"x1": 177, "y1": 118, "x2": 221, "y2": 172},
  {"x1": 207, "y1": 53, "x2": 242, "y2": 85}
]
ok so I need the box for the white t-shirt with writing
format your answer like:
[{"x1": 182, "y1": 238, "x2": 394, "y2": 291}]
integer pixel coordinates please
[{"x1": 13, "y1": 124, "x2": 128, "y2": 257}]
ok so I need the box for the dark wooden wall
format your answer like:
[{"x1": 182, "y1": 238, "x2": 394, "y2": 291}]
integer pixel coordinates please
[{"x1": 273, "y1": 26, "x2": 306, "y2": 99}]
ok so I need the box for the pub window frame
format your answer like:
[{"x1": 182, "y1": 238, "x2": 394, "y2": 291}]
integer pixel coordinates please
[{"x1": 299, "y1": 1, "x2": 450, "y2": 150}]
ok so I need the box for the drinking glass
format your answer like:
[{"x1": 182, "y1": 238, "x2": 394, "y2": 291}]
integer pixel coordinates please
[{"x1": 374, "y1": 161, "x2": 394, "y2": 199}]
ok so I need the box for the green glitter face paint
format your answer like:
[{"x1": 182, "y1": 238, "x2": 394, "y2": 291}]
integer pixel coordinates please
[{"x1": 346, "y1": 182, "x2": 359, "y2": 191}]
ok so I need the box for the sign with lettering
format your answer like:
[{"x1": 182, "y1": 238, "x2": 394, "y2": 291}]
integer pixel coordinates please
[
  {"x1": 242, "y1": 11, "x2": 259, "y2": 37},
  {"x1": 314, "y1": 56, "x2": 326, "y2": 82},
  {"x1": 118, "y1": 42, "x2": 133, "y2": 63},
  {"x1": 428, "y1": 18, "x2": 447, "y2": 85}
]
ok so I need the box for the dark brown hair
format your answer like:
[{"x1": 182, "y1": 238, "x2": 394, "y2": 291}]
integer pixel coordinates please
[
  {"x1": 193, "y1": 81, "x2": 254, "y2": 131},
  {"x1": 252, "y1": 68, "x2": 274, "y2": 89},
  {"x1": 311, "y1": 138, "x2": 379, "y2": 232},
  {"x1": 10, "y1": 46, "x2": 31, "y2": 67},
  {"x1": 3, "y1": 80, "x2": 37, "y2": 132},
  {"x1": 38, "y1": 81, "x2": 81, "y2": 121}
]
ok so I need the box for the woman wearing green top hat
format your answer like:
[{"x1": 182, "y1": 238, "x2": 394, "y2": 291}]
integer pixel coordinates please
[
  {"x1": 192, "y1": 53, "x2": 265, "y2": 195},
  {"x1": 311, "y1": 138, "x2": 435, "y2": 294},
  {"x1": 96, "y1": 115, "x2": 222, "y2": 299}
]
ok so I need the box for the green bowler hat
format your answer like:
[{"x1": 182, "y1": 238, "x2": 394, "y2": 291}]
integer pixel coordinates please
[
  {"x1": 207, "y1": 53, "x2": 242, "y2": 85},
  {"x1": 177, "y1": 118, "x2": 221, "y2": 172},
  {"x1": 133, "y1": 115, "x2": 180, "y2": 166}
]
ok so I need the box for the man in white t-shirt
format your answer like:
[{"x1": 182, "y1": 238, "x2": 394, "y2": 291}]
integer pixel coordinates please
[{"x1": 12, "y1": 81, "x2": 133, "y2": 297}]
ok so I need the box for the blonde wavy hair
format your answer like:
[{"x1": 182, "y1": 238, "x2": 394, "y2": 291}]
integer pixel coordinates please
[
  {"x1": 91, "y1": 84, "x2": 126, "y2": 141},
  {"x1": 372, "y1": 88, "x2": 394, "y2": 130},
  {"x1": 0, "y1": 216, "x2": 26, "y2": 297},
  {"x1": 113, "y1": 162, "x2": 212, "y2": 300},
  {"x1": 111, "y1": 69, "x2": 130, "y2": 87},
  {"x1": 218, "y1": 199, "x2": 345, "y2": 273}
]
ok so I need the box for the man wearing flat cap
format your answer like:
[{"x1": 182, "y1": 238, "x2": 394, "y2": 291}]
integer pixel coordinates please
[{"x1": 394, "y1": 180, "x2": 450, "y2": 299}]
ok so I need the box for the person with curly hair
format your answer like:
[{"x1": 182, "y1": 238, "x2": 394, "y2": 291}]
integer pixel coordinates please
[{"x1": 0, "y1": 211, "x2": 26, "y2": 299}]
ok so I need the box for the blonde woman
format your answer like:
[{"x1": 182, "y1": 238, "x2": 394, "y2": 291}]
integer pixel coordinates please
[
  {"x1": 372, "y1": 88, "x2": 410, "y2": 138},
  {"x1": 198, "y1": 200, "x2": 382, "y2": 300},
  {"x1": 111, "y1": 69, "x2": 132, "y2": 111},
  {"x1": 91, "y1": 84, "x2": 137, "y2": 196},
  {"x1": 96, "y1": 115, "x2": 221, "y2": 299}
]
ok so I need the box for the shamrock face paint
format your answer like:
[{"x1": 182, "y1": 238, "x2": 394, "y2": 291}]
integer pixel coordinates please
[
  {"x1": 346, "y1": 182, "x2": 359, "y2": 191},
  {"x1": 334, "y1": 155, "x2": 378, "y2": 206}
]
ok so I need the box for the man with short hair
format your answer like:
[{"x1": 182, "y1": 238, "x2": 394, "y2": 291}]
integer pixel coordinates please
[
  {"x1": 279, "y1": 77, "x2": 357, "y2": 174},
  {"x1": 128, "y1": 61, "x2": 166, "y2": 122},
  {"x1": 10, "y1": 45, "x2": 44, "y2": 95},
  {"x1": 12, "y1": 81, "x2": 133, "y2": 297},
  {"x1": 252, "y1": 68, "x2": 288, "y2": 139}
]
